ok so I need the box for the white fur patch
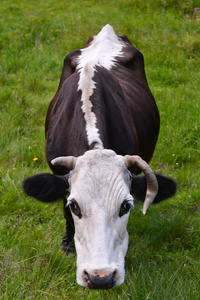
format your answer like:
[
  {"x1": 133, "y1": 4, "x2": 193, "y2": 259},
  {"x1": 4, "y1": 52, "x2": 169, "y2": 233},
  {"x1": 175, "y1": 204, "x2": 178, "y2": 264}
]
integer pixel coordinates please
[
  {"x1": 77, "y1": 25, "x2": 125, "y2": 149},
  {"x1": 77, "y1": 62, "x2": 103, "y2": 148}
]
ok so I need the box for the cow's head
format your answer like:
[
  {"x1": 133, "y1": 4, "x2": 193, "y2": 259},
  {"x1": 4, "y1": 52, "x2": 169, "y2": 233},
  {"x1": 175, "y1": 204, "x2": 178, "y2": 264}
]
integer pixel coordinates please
[{"x1": 23, "y1": 149, "x2": 162, "y2": 289}]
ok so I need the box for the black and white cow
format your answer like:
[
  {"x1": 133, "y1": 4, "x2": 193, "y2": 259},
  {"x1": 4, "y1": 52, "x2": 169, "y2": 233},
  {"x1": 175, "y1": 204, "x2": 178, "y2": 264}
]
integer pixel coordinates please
[{"x1": 23, "y1": 25, "x2": 176, "y2": 289}]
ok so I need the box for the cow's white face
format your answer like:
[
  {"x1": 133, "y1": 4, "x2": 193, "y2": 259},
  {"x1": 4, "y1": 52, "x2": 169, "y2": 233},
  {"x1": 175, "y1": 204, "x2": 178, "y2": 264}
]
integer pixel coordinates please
[
  {"x1": 67, "y1": 149, "x2": 134, "y2": 289},
  {"x1": 24, "y1": 147, "x2": 158, "y2": 288}
]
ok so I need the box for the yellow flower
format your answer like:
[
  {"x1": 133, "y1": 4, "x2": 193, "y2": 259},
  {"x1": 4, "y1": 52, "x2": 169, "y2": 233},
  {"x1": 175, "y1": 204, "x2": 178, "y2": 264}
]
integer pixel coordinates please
[
  {"x1": 172, "y1": 154, "x2": 175, "y2": 157},
  {"x1": 176, "y1": 163, "x2": 179, "y2": 165},
  {"x1": 18, "y1": 78, "x2": 21, "y2": 82},
  {"x1": 13, "y1": 167, "x2": 16, "y2": 171},
  {"x1": 33, "y1": 157, "x2": 38, "y2": 161},
  {"x1": 157, "y1": 88, "x2": 160, "y2": 91}
]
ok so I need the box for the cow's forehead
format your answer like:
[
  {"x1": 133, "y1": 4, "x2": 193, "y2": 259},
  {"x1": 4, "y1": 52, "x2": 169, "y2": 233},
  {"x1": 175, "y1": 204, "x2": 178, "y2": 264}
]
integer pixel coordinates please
[
  {"x1": 68, "y1": 150, "x2": 132, "y2": 214},
  {"x1": 74, "y1": 149, "x2": 126, "y2": 176}
]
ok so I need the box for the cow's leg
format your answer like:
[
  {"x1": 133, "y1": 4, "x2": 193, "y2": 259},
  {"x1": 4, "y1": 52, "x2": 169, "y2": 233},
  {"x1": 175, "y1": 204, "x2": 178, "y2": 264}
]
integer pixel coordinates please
[{"x1": 62, "y1": 197, "x2": 75, "y2": 253}]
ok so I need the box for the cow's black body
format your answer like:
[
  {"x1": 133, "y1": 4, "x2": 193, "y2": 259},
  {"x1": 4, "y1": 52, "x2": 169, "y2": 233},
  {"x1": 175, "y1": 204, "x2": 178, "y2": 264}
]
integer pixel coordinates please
[{"x1": 45, "y1": 35, "x2": 160, "y2": 176}]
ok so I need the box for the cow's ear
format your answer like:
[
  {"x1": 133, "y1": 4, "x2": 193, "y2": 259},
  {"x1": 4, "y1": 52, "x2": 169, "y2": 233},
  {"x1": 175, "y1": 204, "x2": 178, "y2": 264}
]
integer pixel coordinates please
[
  {"x1": 23, "y1": 173, "x2": 69, "y2": 203},
  {"x1": 131, "y1": 174, "x2": 177, "y2": 203}
]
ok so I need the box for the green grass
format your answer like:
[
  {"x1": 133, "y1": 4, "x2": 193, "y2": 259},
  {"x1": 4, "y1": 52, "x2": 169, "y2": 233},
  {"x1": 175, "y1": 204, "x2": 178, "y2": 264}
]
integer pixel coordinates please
[{"x1": 0, "y1": 0, "x2": 200, "y2": 299}]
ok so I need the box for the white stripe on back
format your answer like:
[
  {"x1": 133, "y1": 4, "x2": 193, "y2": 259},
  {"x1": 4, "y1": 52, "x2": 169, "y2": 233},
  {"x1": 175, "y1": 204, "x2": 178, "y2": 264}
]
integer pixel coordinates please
[{"x1": 76, "y1": 25, "x2": 125, "y2": 149}]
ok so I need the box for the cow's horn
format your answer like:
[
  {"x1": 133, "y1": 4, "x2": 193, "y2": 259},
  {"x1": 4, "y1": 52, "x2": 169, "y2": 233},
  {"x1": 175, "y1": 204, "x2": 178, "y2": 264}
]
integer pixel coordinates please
[
  {"x1": 51, "y1": 156, "x2": 77, "y2": 169},
  {"x1": 124, "y1": 155, "x2": 158, "y2": 215}
]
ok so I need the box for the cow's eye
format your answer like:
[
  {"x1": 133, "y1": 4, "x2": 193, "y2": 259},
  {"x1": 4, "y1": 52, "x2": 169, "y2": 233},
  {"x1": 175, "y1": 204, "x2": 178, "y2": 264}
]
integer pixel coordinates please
[
  {"x1": 119, "y1": 200, "x2": 132, "y2": 217},
  {"x1": 69, "y1": 200, "x2": 82, "y2": 219}
]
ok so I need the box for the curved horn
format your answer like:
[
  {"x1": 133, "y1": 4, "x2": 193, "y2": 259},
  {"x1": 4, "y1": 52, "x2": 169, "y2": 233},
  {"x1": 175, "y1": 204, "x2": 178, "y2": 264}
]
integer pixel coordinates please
[
  {"x1": 51, "y1": 156, "x2": 77, "y2": 169},
  {"x1": 124, "y1": 155, "x2": 158, "y2": 215}
]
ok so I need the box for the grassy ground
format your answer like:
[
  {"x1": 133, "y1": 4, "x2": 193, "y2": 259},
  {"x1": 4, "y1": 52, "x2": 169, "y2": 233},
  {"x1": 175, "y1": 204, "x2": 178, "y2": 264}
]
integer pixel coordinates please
[{"x1": 0, "y1": 0, "x2": 200, "y2": 299}]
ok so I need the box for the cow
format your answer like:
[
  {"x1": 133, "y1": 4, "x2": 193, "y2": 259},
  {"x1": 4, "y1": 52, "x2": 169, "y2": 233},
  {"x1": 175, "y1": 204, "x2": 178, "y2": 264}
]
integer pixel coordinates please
[{"x1": 23, "y1": 24, "x2": 176, "y2": 289}]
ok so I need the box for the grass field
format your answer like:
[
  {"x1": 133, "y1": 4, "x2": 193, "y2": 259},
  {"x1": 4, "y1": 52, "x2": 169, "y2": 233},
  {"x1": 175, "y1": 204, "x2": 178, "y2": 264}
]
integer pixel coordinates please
[{"x1": 0, "y1": 0, "x2": 200, "y2": 299}]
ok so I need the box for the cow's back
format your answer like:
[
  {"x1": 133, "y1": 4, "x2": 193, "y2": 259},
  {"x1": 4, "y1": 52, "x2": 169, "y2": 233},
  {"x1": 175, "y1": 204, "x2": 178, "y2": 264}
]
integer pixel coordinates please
[{"x1": 45, "y1": 26, "x2": 160, "y2": 175}]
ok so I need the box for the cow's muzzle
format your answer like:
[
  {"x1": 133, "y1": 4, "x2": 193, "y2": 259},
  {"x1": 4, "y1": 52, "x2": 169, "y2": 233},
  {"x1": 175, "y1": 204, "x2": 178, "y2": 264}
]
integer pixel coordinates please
[{"x1": 82, "y1": 269, "x2": 118, "y2": 289}]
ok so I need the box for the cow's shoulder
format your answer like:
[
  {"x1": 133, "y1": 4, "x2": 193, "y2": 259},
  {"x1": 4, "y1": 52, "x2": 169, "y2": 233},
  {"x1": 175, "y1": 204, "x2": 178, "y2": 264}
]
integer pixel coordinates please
[
  {"x1": 45, "y1": 49, "x2": 81, "y2": 134},
  {"x1": 115, "y1": 36, "x2": 147, "y2": 82}
]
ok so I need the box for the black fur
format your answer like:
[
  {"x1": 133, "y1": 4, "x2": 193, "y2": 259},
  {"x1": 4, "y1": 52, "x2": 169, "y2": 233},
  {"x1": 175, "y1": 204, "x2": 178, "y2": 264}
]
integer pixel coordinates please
[
  {"x1": 62, "y1": 197, "x2": 75, "y2": 253},
  {"x1": 23, "y1": 173, "x2": 69, "y2": 203},
  {"x1": 131, "y1": 174, "x2": 177, "y2": 203}
]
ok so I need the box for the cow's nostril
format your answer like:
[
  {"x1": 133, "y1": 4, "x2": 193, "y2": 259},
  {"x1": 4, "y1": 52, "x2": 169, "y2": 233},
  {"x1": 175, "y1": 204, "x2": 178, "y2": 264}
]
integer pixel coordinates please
[
  {"x1": 83, "y1": 270, "x2": 88, "y2": 276},
  {"x1": 82, "y1": 269, "x2": 118, "y2": 289},
  {"x1": 83, "y1": 270, "x2": 90, "y2": 283},
  {"x1": 113, "y1": 269, "x2": 117, "y2": 280}
]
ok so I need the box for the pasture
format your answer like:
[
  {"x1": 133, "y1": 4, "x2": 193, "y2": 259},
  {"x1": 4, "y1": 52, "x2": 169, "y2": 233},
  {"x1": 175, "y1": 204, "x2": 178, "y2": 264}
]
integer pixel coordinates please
[{"x1": 0, "y1": 0, "x2": 200, "y2": 298}]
